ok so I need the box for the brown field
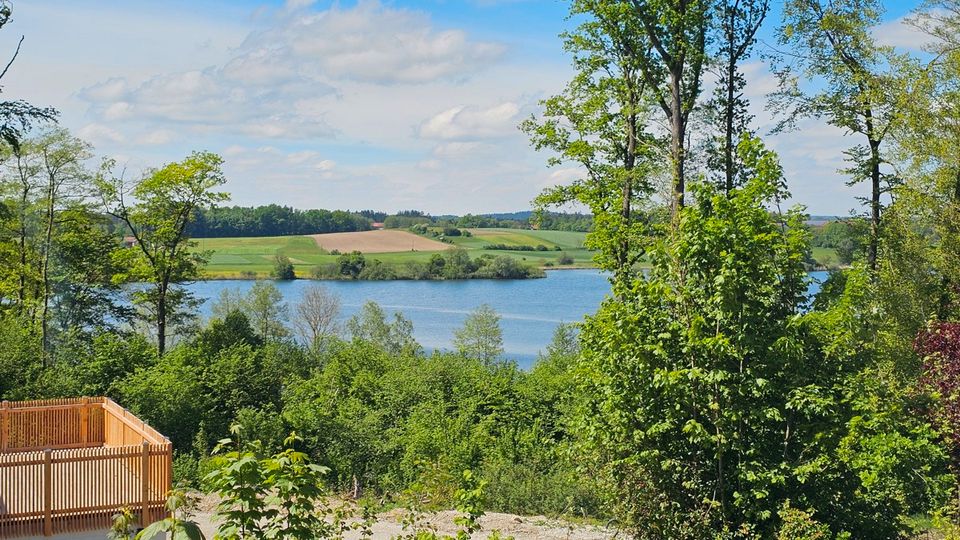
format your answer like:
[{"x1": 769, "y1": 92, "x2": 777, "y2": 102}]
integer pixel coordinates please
[{"x1": 310, "y1": 230, "x2": 450, "y2": 253}]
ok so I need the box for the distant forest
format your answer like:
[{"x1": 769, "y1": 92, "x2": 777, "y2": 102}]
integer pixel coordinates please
[{"x1": 187, "y1": 205, "x2": 595, "y2": 237}]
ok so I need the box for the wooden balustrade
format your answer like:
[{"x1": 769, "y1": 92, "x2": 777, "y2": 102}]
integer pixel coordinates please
[{"x1": 0, "y1": 398, "x2": 172, "y2": 538}]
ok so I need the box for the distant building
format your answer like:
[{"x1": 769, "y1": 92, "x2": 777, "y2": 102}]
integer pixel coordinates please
[
  {"x1": 371, "y1": 222, "x2": 385, "y2": 230},
  {"x1": 122, "y1": 235, "x2": 138, "y2": 247}
]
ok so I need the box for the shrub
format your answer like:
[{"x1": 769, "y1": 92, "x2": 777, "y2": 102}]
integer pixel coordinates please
[
  {"x1": 557, "y1": 252, "x2": 574, "y2": 265},
  {"x1": 272, "y1": 255, "x2": 295, "y2": 280}
]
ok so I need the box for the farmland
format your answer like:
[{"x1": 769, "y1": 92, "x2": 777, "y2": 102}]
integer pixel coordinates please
[{"x1": 192, "y1": 228, "x2": 594, "y2": 279}]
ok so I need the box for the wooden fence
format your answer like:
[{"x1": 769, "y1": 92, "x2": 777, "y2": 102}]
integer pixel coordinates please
[{"x1": 0, "y1": 398, "x2": 172, "y2": 538}]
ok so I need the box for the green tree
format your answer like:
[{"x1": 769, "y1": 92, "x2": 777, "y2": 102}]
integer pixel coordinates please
[
  {"x1": 453, "y1": 304, "x2": 503, "y2": 364},
  {"x1": 245, "y1": 281, "x2": 289, "y2": 341},
  {"x1": 33, "y1": 129, "x2": 94, "y2": 354},
  {"x1": 522, "y1": 0, "x2": 659, "y2": 285},
  {"x1": 573, "y1": 136, "x2": 946, "y2": 536},
  {"x1": 272, "y1": 254, "x2": 295, "y2": 280},
  {"x1": 628, "y1": 0, "x2": 710, "y2": 215},
  {"x1": 774, "y1": 0, "x2": 909, "y2": 271},
  {"x1": 337, "y1": 251, "x2": 366, "y2": 279},
  {"x1": 347, "y1": 301, "x2": 419, "y2": 356},
  {"x1": 706, "y1": 0, "x2": 770, "y2": 193},
  {"x1": 99, "y1": 151, "x2": 228, "y2": 355}
]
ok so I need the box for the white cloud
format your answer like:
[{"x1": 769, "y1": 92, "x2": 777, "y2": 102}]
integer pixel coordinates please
[
  {"x1": 419, "y1": 102, "x2": 521, "y2": 140},
  {"x1": 243, "y1": 0, "x2": 506, "y2": 85},
  {"x1": 872, "y1": 14, "x2": 929, "y2": 51},
  {"x1": 77, "y1": 123, "x2": 124, "y2": 145}
]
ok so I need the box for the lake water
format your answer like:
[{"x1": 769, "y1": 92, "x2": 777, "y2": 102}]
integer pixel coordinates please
[{"x1": 185, "y1": 269, "x2": 829, "y2": 368}]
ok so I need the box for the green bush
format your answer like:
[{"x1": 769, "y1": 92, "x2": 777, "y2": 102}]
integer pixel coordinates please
[{"x1": 272, "y1": 254, "x2": 295, "y2": 280}]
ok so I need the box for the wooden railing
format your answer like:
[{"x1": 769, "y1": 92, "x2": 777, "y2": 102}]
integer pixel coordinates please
[{"x1": 0, "y1": 398, "x2": 172, "y2": 538}]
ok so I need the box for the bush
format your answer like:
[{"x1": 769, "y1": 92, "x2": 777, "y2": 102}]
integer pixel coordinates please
[
  {"x1": 272, "y1": 255, "x2": 295, "y2": 280},
  {"x1": 557, "y1": 252, "x2": 575, "y2": 265}
]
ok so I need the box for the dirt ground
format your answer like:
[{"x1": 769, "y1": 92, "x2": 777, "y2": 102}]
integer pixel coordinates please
[
  {"x1": 310, "y1": 230, "x2": 450, "y2": 254},
  {"x1": 18, "y1": 493, "x2": 616, "y2": 540}
]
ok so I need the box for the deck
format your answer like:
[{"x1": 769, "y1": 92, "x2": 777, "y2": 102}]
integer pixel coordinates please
[{"x1": 0, "y1": 398, "x2": 172, "y2": 538}]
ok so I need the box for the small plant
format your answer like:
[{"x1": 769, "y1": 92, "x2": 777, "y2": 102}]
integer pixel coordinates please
[
  {"x1": 134, "y1": 490, "x2": 206, "y2": 540},
  {"x1": 452, "y1": 469, "x2": 487, "y2": 540},
  {"x1": 108, "y1": 507, "x2": 138, "y2": 540}
]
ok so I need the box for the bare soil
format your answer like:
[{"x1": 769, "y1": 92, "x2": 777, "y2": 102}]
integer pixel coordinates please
[{"x1": 310, "y1": 230, "x2": 450, "y2": 254}]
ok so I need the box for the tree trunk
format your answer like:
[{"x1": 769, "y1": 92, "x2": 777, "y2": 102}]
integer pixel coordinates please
[
  {"x1": 670, "y1": 67, "x2": 686, "y2": 217},
  {"x1": 868, "y1": 139, "x2": 881, "y2": 272},
  {"x1": 619, "y1": 107, "x2": 637, "y2": 281},
  {"x1": 40, "y1": 173, "x2": 55, "y2": 363},
  {"x1": 157, "y1": 283, "x2": 167, "y2": 357},
  {"x1": 724, "y1": 52, "x2": 736, "y2": 195}
]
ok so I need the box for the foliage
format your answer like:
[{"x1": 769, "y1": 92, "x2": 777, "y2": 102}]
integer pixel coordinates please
[
  {"x1": 774, "y1": 0, "x2": 909, "y2": 269},
  {"x1": 453, "y1": 305, "x2": 504, "y2": 365},
  {"x1": 204, "y1": 429, "x2": 335, "y2": 540},
  {"x1": 573, "y1": 136, "x2": 948, "y2": 537},
  {"x1": 98, "y1": 151, "x2": 228, "y2": 355},
  {"x1": 521, "y1": 0, "x2": 660, "y2": 285},
  {"x1": 134, "y1": 490, "x2": 206, "y2": 540},
  {"x1": 917, "y1": 322, "x2": 960, "y2": 464},
  {"x1": 189, "y1": 204, "x2": 371, "y2": 238},
  {"x1": 272, "y1": 255, "x2": 295, "y2": 280}
]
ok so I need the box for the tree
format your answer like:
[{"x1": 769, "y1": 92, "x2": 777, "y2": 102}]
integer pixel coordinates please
[
  {"x1": 628, "y1": 0, "x2": 710, "y2": 215},
  {"x1": 347, "y1": 300, "x2": 419, "y2": 355},
  {"x1": 774, "y1": 0, "x2": 908, "y2": 271},
  {"x1": 272, "y1": 254, "x2": 295, "y2": 280},
  {"x1": 0, "y1": 2, "x2": 58, "y2": 152},
  {"x1": 337, "y1": 251, "x2": 366, "y2": 279},
  {"x1": 245, "y1": 281, "x2": 289, "y2": 341},
  {"x1": 881, "y1": 2, "x2": 960, "y2": 324},
  {"x1": 99, "y1": 151, "x2": 228, "y2": 355},
  {"x1": 706, "y1": 0, "x2": 770, "y2": 193},
  {"x1": 293, "y1": 285, "x2": 341, "y2": 347},
  {"x1": 35, "y1": 129, "x2": 93, "y2": 353},
  {"x1": 574, "y1": 136, "x2": 946, "y2": 536},
  {"x1": 522, "y1": 0, "x2": 659, "y2": 285},
  {"x1": 453, "y1": 304, "x2": 503, "y2": 364}
]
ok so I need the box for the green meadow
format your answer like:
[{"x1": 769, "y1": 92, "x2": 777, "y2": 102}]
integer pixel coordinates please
[{"x1": 192, "y1": 228, "x2": 595, "y2": 279}]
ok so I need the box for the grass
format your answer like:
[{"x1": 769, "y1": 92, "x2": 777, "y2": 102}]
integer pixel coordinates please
[
  {"x1": 192, "y1": 229, "x2": 596, "y2": 279},
  {"x1": 810, "y1": 247, "x2": 840, "y2": 268}
]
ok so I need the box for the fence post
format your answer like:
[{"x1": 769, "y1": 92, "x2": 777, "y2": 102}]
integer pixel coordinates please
[
  {"x1": 0, "y1": 401, "x2": 8, "y2": 452},
  {"x1": 141, "y1": 441, "x2": 150, "y2": 527},
  {"x1": 80, "y1": 397, "x2": 89, "y2": 446},
  {"x1": 44, "y1": 448, "x2": 52, "y2": 537}
]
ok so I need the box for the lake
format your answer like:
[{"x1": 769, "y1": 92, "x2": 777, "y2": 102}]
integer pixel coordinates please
[{"x1": 185, "y1": 269, "x2": 829, "y2": 368}]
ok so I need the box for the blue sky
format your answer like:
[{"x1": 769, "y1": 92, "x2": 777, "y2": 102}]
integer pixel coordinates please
[{"x1": 0, "y1": 0, "x2": 929, "y2": 215}]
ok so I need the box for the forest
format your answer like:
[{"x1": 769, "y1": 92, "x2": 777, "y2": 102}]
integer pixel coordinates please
[{"x1": 3, "y1": 0, "x2": 960, "y2": 538}]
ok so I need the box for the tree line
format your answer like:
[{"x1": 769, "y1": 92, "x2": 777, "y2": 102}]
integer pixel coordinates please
[{"x1": 187, "y1": 205, "x2": 373, "y2": 238}]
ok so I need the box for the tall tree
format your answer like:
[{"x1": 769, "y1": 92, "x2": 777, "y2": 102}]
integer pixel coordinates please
[
  {"x1": 774, "y1": 0, "x2": 905, "y2": 271},
  {"x1": 707, "y1": 0, "x2": 770, "y2": 193},
  {"x1": 99, "y1": 151, "x2": 228, "y2": 356},
  {"x1": 628, "y1": 0, "x2": 710, "y2": 215},
  {"x1": 522, "y1": 0, "x2": 660, "y2": 287},
  {"x1": 293, "y1": 285, "x2": 341, "y2": 347},
  {"x1": 35, "y1": 129, "x2": 92, "y2": 354},
  {"x1": 878, "y1": 1, "x2": 960, "y2": 328}
]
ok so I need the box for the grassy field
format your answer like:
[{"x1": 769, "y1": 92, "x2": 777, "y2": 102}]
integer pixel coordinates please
[
  {"x1": 193, "y1": 228, "x2": 595, "y2": 279},
  {"x1": 193, "y1": 229, "x2": 839, "y2": 279}
]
